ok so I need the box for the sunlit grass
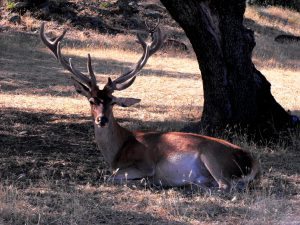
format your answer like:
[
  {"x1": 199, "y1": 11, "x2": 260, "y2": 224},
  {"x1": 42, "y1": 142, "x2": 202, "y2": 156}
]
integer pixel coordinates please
[{"x1": 0, "y1": 4, "x2": 299, "y2": 225}]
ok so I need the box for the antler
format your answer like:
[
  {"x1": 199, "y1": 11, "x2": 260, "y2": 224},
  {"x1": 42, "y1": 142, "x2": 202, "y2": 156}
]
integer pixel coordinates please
[
  {"x1": 40, "y1": 21, "x2": 164, "y2": 94},
  {"x1": 104, "y1": 19, "x2": 164, "y2": 93},
  {"x1": 40, "y1": 22, "x2": 95, "y2": 90}
]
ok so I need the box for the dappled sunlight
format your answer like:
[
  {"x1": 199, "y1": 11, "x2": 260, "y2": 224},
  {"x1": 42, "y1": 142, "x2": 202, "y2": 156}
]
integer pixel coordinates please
[
  {"x1": 65, "y1": 47, "x2": 200, "y2": 77},
  {"x1": 245, "y1": 6, "x2": 300, "y2": 36},
  {"x1": 0, "y1": 4, "x2": 299, "y2": 224},
  {"x1": 0, "y1": 168, "x2": 298, "y2": 224},
  {"x1": 245, "y1": 6, "x2": 300, "y2": 71},
  {"x1": 261, "y1": 69, "x2": 300, "y2": 111},
  {"x1": 252, "y1": 36, "x2": 300, "y2": 70},
  {"x1": 0, "y1": 93, "x2": 88, "y2": 115}
]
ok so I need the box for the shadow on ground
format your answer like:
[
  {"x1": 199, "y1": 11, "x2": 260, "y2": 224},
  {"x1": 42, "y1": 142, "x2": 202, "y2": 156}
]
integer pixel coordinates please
[
  {"x1": 0, "y1": 106, "x2": 299, "y2": 224},
  {"x1": 244, "y1": 17, "x2": 300, "y2": 70},
  {"x1": 0, "y1": 106, "x2": 298, "y2": 187},
  {"x1": 0, "y1": 107, "x2": 190, "y2": 187}
]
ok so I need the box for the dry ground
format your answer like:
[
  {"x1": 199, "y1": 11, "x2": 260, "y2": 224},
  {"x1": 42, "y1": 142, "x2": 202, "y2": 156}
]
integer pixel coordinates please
[{"x1": 0, "y1": 5, "x2": 299, "y2": 225}]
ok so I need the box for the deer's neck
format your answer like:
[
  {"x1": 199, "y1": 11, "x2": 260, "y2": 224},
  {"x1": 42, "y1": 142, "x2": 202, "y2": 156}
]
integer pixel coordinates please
[{"x1": 94, "y1": 113, "x2": 132, "y2": 165}]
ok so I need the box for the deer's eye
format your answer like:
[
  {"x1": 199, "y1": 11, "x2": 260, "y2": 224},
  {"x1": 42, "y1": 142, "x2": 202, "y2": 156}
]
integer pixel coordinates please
[{"x1": 89, "y1": 98, "x2": 96, "y2": 105}]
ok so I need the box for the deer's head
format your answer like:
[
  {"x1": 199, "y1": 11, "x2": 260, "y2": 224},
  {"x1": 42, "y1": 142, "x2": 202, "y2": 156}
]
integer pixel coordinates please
[
  {"x1": 85, "y1": 79, "x2": 141, "y2": 128},
  {"x1": 40, "y1": 22, "x2": 164, "y2": 127}
]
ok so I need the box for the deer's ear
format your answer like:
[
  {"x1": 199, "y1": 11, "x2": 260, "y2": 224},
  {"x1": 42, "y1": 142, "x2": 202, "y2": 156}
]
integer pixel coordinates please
[
  {"x1": 113, "y1": 97, "x2": 141, "y2": 107},
  {"x1": 71, "y1": 78, "x2": 91, "y2": 98}
]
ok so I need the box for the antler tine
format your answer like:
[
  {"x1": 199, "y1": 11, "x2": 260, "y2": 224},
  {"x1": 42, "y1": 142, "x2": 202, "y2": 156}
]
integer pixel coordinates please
[
  {"x1": 56, "y1": 42, "x2": 92, "y2": 87},
  {"x1": 104, "y1": 76, "x2": 137, "y2": 93},
  {"x1": 146, "y1": 19, "x2": 165, "y2": 56},
  {"x1": 41, "y1": 22, "x2": 97, "y2": 89},
  {"x1": 121, "y1": 20, "x2": 164, "y2": 75},
  {"x1": 40, "y1": 22, "x2": 67, "y2": 59},
  {"x1": 106, "y1": 24, "x2": 164, "y2": 92},
  {"x1": 87, "y1": 54, "x2": 98, "y2": 89},
  {"x1": 105, "y1": 34, "x2": 148, "y2": 87},
  {"x1": 149, "y1": 27, "x2": 165, "y2": 56},
  {"x1": 112, "y1": 44, "x2": 150, "y2": 84},
  {"x1": 145, "y1": 18, "x2": 160, "y2": 34}
]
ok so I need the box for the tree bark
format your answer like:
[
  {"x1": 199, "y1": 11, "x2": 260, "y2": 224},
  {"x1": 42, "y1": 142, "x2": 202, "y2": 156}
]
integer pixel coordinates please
[{"x1": 160, "y1": 0, "x2": 294, "y2": 139}]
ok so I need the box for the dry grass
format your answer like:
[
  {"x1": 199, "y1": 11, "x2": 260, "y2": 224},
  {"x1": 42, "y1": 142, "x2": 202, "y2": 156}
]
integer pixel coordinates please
[{"x1": 0, "y1": 5, "x2": 299, "y2": 225}]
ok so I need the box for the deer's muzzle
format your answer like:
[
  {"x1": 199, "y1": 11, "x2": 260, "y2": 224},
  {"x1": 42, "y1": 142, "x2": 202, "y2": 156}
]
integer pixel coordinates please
[{"x1": 96, "y1": 116, "x2": 109, "y2": 127}]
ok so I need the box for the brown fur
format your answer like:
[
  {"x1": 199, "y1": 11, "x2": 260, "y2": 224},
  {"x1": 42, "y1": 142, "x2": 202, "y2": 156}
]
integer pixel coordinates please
[{"x1": 106, "y1": 130, "x2": 260, "y2": 190}]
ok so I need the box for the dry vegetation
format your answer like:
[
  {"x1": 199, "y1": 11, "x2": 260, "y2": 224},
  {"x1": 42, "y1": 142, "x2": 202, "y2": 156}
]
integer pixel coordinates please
[{"x1": 0, "y1": 4, "x2": 299, "y2": 225}]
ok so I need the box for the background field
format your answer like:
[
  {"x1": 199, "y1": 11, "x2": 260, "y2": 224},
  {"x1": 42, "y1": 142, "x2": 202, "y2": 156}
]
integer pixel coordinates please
[{"x1": 0, "y1": 3, "x2": 299, "y2": 225}]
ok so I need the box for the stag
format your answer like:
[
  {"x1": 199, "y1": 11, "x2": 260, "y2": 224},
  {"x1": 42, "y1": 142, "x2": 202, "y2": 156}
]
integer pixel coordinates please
[{"x1": 40, "y1": 22, "x2": 260, "y2": 191}]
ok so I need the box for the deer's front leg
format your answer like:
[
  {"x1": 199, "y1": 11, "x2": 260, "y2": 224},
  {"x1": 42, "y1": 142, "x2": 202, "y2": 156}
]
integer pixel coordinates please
[
  {"x1": 110, "y1": 142, "x2": 155, "y2": 182},
  {"x1": 112, "y1": 167, "x2": 147, "y2": 181},
  {"x1": 110, "y1": 160, "x2": 155, "y2": 184}
]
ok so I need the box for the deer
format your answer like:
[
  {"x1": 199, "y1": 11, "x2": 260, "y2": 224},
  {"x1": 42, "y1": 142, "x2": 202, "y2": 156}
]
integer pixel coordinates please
[{"x1": 40, "y1": 22, "x2": 260, "y2": 191}]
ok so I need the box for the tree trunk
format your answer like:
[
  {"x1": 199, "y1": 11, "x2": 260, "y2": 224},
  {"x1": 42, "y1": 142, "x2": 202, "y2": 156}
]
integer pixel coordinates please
[{"x1": 160, "y1": 0, "x2": 294, "y2": 139}]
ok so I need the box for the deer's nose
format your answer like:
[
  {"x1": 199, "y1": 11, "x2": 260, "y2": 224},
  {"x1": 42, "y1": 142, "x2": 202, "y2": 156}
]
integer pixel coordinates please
[{"x1": 96, "y1": 116, "x2": 109, "y2": 127}]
